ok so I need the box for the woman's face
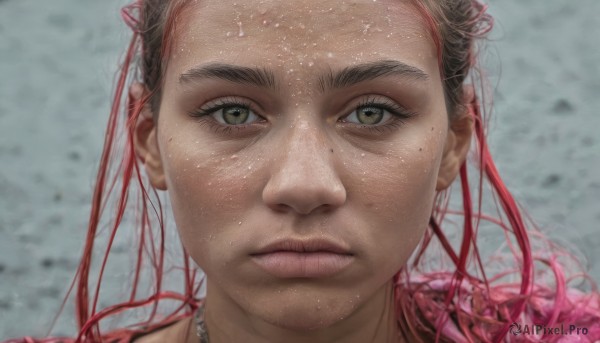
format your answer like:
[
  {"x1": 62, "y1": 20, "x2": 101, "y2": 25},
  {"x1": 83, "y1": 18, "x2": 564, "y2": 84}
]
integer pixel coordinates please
[{"x1": 136, "y1": 0, "x2": 468, "y2": 331}]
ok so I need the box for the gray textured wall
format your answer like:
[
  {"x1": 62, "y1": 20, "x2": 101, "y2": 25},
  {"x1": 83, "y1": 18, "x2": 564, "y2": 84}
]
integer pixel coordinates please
[{"x1": 1, "y1": 0, "x2": 599, "y2": 339}]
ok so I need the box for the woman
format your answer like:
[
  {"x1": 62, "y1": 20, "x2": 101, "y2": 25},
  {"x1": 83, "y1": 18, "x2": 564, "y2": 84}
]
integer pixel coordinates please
[{"x1": 4, "y1": 0, "x2": 600, "y2": 342}]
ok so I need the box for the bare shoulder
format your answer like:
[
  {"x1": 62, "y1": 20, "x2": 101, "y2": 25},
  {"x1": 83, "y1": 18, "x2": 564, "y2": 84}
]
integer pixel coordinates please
[{"x1": 132, "y1": 316, "x2": 195, "y2": 343}]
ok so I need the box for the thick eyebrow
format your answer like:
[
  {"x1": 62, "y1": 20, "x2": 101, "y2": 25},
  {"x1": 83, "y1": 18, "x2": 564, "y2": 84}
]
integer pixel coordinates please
[
  {"x1": 178, "y1": 60, "x2": 428, "y2": 92},
  {"x1": 318, "y1": 60, "x2": 429, "y2": 92},
  {"x1": 179, "y1": 63, "x2": 277, "y2": 89}
]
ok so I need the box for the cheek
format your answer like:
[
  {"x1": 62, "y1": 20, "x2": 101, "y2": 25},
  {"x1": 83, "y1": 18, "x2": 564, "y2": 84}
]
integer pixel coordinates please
[
  {"x1": 158, "y1": 128, "x2": 254, "y2": 264},
  {"x1": 353, "y1": 134, "x2": 445, "y2": 268}
]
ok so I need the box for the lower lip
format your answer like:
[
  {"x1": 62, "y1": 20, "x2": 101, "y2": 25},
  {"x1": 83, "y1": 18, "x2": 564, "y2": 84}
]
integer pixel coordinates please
[{"x1": 251, "y1": 251, "x2": 354, "y2": 278}]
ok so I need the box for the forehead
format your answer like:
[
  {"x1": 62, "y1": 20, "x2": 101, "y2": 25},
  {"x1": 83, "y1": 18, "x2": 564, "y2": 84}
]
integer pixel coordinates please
[{"x1": 167, "y1": 0, "x2": 438, "y2": 83}]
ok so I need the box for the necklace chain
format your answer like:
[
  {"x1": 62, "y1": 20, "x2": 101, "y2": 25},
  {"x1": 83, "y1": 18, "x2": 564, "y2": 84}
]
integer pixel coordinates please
[{"x1": 194, "y1": 303, "x2": 210, "y2": 343}]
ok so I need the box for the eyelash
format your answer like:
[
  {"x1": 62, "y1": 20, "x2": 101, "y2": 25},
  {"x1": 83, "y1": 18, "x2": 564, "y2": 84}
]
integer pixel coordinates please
[{"x1": 187, "y1": 96, "x2": 417, "y2": 136}]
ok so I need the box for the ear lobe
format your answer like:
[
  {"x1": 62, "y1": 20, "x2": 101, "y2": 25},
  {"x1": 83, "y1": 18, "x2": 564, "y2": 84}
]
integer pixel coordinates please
[
  {"x1": 131, "y1": 83, "x2": 168, "y2": 191},
  {"x1": 436, "y1": 110, "x2": 474, "y2": 191}
]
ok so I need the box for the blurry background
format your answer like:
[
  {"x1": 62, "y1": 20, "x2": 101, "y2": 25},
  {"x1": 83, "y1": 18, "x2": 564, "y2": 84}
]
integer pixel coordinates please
[{"x1": 1, "y1": 0, "x2": 599, "y2": 339}]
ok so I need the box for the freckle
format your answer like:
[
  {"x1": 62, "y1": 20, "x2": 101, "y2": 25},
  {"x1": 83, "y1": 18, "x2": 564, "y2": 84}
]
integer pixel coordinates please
[
  {"x1": 168, "y1": 137, "x2": 173, "y2": 142},
  {"x1": 431, "y1": 127, "x2": 434, "y2": 131},
  {"x1": 330, "y1": 149, "x2": 334, "y2": 153},
  {"x1": 419, "y1": 148, "x2": 423, "y2": 151}
]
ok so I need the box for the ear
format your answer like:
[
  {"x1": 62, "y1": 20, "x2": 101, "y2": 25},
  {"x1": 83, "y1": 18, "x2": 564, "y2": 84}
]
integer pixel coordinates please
[
  {"x1": 131, "y1": 83, "x2": 168, "y2": 190},
  {"x1": 436, "y1": 94, "x2": 474, "y2": 191}
]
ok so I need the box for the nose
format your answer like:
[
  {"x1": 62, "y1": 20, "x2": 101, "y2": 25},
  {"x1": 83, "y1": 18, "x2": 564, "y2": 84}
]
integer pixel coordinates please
[{"x1": 262, "y1": 118, "x2": 346, "y2": 215}]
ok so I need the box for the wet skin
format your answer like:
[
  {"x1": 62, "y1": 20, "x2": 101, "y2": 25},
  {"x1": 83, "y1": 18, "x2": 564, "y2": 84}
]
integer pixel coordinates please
[{"x1": 134, "y1": 0, "x2": 472, "y2": 342}]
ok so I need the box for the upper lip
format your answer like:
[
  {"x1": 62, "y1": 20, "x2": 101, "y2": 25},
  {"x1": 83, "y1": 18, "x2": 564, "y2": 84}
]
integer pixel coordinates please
[{"x1": 251, "y1": 238, "x2": 353, "y2": 255}]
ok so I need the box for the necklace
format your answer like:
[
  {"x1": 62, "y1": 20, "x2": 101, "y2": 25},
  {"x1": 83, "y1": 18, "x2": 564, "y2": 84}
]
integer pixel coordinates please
[{"x1": 194, "y1": 303, "x2": 210, "y2": 343}]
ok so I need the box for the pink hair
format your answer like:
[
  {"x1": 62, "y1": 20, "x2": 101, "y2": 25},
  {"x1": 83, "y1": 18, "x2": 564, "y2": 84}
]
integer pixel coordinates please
[{"x1": 4, "y1": 0, "x2": 600, "y2": 342}]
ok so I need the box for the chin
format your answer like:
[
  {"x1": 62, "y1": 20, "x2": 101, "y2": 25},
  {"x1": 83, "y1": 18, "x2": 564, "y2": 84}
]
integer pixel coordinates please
[
  {"x1": 257, "y1": 300, "x2": 356, "y2": 332},
  {"x1": 268, "y1": 312, "x2": 343, "y2": 331}
]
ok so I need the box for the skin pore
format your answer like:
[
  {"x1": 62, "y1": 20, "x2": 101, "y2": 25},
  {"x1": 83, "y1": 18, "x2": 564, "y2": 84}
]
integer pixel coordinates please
[{"x1": 133, "y1": 0, "x2": 473, "y2": 342}]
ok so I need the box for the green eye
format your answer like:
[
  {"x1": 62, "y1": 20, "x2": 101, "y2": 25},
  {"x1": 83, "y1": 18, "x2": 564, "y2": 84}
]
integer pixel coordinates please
[
  {"x1": 222, "y1": 106, "x2": 250, "y2": 125},
  {"x1": 356, "y1": 106, "x2": 385, "y2": 125}
]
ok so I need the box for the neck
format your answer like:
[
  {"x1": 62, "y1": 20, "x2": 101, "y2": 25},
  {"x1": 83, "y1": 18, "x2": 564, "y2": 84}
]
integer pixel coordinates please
[{"x1": 203, "y1": 280, "x2": 406, "y2": 343}]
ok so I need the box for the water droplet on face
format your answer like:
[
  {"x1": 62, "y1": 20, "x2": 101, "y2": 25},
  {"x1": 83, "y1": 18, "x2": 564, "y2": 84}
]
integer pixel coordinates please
[
  {"x1": 262, "y1": 19, "x2": 269, "y2": 26},
  {"x1": 231, "y1": 154, "x2": 238, "y2": 160},
  {"x1": 360, "y1": 153, "x2": 365, "y2": 157},
  {"x1": 327, "y1": 52, "x2": 334, "y2": 58},
  {"x1": 362, "y1": 23, "x2": 371, "y2": 34},
  {"x1": 308, "y1": 61, "x2": 314, "y2": 67},
  {"x1": 248, "y1": 166, "x2": 252, "y2": 170},
  {"x1": 238, "y1": 221, "x2": 242, "y2": 225},
  {"x1": 274, "y1": 23, "x2": 280, "y2": 28},
  {"x1": 237, "y1": 22, "x2": 245, "y2": 37},
  {"x1": 226, "y1": 31, "x2": 233, "y2": 37}
]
